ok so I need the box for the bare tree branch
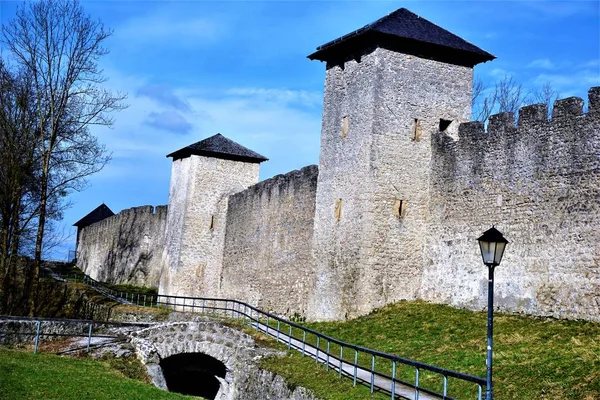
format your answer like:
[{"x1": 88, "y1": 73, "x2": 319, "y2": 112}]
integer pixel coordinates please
[
  {"x1": 472, "y1": 74, "x2": 558, "y2": 124},
  {"x1": 1, "y1": 0, "x2": 126, "y2": 315}
]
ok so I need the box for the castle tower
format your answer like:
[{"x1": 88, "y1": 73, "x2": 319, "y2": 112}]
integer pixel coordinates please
[
  {"x1": 160, "y1": 134, "x2": 268, "y2": 298},
  {"x1": 307, "y1": 9, "x2": 494, "y2": 320}
]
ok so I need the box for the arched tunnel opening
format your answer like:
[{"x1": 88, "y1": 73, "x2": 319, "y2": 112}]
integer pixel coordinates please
[{"x1": 159, "y1": 352, "x2": 227, "y2": 399}]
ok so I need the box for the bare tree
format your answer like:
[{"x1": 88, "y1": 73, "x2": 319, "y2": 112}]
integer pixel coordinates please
[
  {"x1": 494, "y1": 75, "x2": 528, "y2": 116},
  {"x1": 472, "y1": 74, "x2": 559, "y2": 123},
  {"x1": 1, "y1": 0, "x2": 126, "y2": 314},
  {"x1": 472, "y1": 77, "x2": 494, "y2": 123},
  {"x1": 0, "y1": 62, "x2": 39, "y2": 310},
  {"x1": 533, "y1": 81, "x2": 560, "y2": 117}
]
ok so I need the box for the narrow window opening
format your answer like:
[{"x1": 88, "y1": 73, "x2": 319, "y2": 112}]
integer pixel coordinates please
[
  {"x1": 209, "y1": 215, "x2": 216, "y2": 231},
  {"x1": 439, "y1": 119, "x2": 452, "y2": 132},
  {"x1": 412, "y1": 119, "x2": 422, "y2": 141},
  {"x1": 334, "y1": 199, "x2": 342, "y2": 221},
  {"x1": 394, "y1": 199, "x2": 407, "y2": 218},
  {"x1": 341, "y1": 116, "x2": 349, "y2": 139}
]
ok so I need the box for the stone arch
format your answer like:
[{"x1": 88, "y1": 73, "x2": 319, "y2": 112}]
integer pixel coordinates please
[
  {"x1": 128, "y1": 318, "x2": 318, "y2": 400},
  {"x1": 129, "y1": 319, "x2": 262, "y2": 400}
]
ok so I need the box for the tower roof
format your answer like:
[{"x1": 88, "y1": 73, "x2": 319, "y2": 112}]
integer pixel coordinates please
[
  {"x1": 308, "y1": 8, "x2": 495, "y2": 67},
  {"x1": 166, "y1": 133, "x2": 268, "y2": 163},
  {"x1": 73, "y1": 203, "x2": 115, "y2": 228}
]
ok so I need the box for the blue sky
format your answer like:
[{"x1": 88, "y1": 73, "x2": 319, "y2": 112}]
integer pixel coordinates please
[{"x1": 1, "y1": 0, "x2": 598, "y2": 259}]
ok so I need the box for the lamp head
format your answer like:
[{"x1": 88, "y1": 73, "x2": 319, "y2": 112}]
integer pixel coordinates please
[{"x1": 477, "y1": 226, "x2": 508, "y2": 267}]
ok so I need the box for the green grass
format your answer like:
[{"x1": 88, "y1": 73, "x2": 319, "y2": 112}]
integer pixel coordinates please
[
  {"x1": 0, "y1": 348, "x2": 194, "y2": 400},
  {"x1": 258, "y1": 301, "x2": 600, "y2": 400},
  {"x1": 219, "y1": 319, "x2": 390, "y2": 400},
  {"x1": 261, "y1": 352, "x2": 392, "y2": 400}
]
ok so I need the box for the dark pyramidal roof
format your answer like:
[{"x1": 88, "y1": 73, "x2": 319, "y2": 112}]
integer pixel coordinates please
[
  {"x1": 73, "y1": 203, "x2": 115, "y2": 228},
  {"x1": 166, "y1": 133, "x2": 268, "y2": 163},
  {"x1": 308, "y1": 8, "x2": 495, "y2": 67}
]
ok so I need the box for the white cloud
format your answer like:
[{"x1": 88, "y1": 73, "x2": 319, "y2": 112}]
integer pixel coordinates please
[
  {"x1": 526, "y1": 58, "x2": 556, "y2": 70},
  {"x1": 520, "y1": 1, "x2": 598, "y2": 18},
  {"x1": 145, "y1": 110, "x2": 193, "y2": 134},
  {"x1": 137, "y1": 84, "x2": 191, "y2": 112},
  {"x1": 488, "y1": 68, "x2": 509, "y2": 78},
  {"x1": 87, "y1": 69, "x2": 322, "y2": 182},
  {"x1": 178, "y1": 89, "x2": 322, "y2": 171},
  {"x1": 114, "y1": 12, "x2": 225, "y2": 45},
  {"x1": 577, "y1": 59, "x2": 600, "y2": 70},
  {"x1": 534, "y1": 71, "x2": 600, "y2": 89},
  {"x1": 225, "y1": 88, "x2": 323, "y2": 108}
]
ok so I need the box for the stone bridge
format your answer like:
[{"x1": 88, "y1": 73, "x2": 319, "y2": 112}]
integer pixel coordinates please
[
  {"x1": 129, "y1": 318, "x2": 319, "y2": 400},
  {"x1": 0, "y1": 316, "x2": 319, "y2": 400}
]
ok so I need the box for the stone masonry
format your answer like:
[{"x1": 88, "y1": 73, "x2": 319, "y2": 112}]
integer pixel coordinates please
[
  {"x1": 423, "y1": 94, "x2": 600, "y2": 321},
  {"x1": 221, "y1": 165, "x2": 318, "y2": 315},
  {"x1": 131, "y1": 320, "x2": 321, "y2": 400},
  {"x1": 307, "y1": 47, "x2": 474, "y2": 320},
  {"x1": 77, "y1": 205, "x2": 167, "y2": 287},
  {"x1": 76, "y1": 8, "x2": 600, "y2": 323}
]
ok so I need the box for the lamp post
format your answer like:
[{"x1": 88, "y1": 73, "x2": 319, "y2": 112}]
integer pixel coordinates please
[{"x1": 477, "y1": 227, "x2": 508, "y2": 400}]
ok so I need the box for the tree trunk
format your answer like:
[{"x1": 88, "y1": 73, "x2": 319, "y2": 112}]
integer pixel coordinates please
[
  {"x1": 0, "y1": 173, "x2": 22, "y2": 313},
  {"x1": 0, "y1": 216, "x2": 10, "y2": 313},
  {"x1": 24, "y1": 157, "x2": 49, "y2": 316},
  {"x1": 4, "y1": 181, "x2": 25, "y2": 314}
]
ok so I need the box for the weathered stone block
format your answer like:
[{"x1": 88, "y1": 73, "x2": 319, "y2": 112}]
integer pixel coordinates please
[
  {"x1": 552, "y1": 96, "x2": 584, "y2": 119},
  {"x1": 588, "y1": 86, "x2": 600, "y2": 116},
  {"x1": 518, "y1": 104, "x2": 547, "y2": 127}
]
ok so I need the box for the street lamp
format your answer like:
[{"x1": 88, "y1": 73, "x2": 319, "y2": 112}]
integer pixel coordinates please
[{"x1": 477, "y1": 226, "x2": 508, "y2": 400}]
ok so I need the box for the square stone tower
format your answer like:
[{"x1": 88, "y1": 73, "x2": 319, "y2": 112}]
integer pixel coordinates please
[
  {"x1": 307, "y1": 8, "x2": 494, "y2": 320},
  {"x1": 160, "y1": 134, "x2": 268, "y2": 298}
]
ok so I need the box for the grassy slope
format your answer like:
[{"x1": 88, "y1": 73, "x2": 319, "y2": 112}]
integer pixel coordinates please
[
  {"x1": 261, "y1": 301, "x2": 600, "y2": 400},
  {"x1": 0, "y1": 349, "x2": 194, "y2": 400}
]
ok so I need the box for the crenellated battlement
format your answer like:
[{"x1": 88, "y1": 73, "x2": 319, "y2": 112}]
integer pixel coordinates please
[
  {"x1": 552, "y1": 96, "x2": 585, "y2": 119},
  {"x1": 437, "y1": 87, "x2": 600, "y2": 154},
  {"x1": 517, "y1": 103, "x2": 547, "y2": 126},
  {"x1": 426, "y1": 87, "x2": 600, "y2": 322}
]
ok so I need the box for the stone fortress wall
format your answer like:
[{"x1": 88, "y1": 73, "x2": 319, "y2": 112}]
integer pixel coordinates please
[
  {"x1": 221, "y1": 165, "x2": 318, "y2": 315},
  {"x1": 76, "y1": 8, "x2": 600, "y2": 323},
  {"x1": 77, "y1": 89, "x2": 600, "y2": 323},
  {"x1": 423, "y1": 92, "x2": 600, "y2": 321},
  {"x1": 158, "y1": 155, "x2": 260, "y2": 299},
  {"x1": 77, "y1": 205, "x2": 167, "y2": 287}
]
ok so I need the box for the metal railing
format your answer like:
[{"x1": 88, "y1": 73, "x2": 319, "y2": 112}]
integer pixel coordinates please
[
  {"x1": 0, "y1": 316, "x2": 148, "y2": 354},
  {"x1": 59, "y1": 272, "x2": 486, "y2": 400}
]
